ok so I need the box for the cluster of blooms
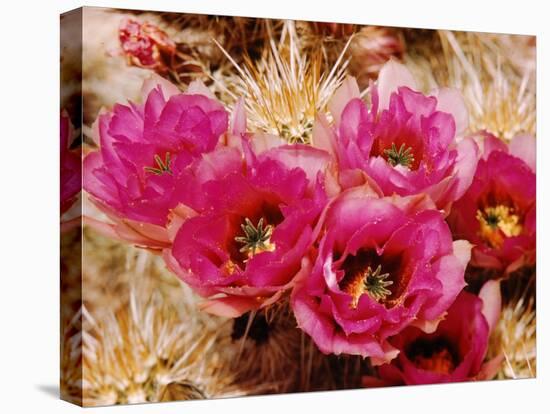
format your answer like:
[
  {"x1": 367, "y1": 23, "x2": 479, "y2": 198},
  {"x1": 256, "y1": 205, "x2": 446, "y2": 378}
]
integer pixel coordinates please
[{"x1": 83, "y1": 60, "x2": 535, "y2": 386}]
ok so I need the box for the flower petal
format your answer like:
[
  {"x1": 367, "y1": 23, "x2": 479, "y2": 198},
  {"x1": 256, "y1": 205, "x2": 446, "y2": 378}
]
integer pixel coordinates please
[
  {"x1": 230, "y1": 97, "x2": 247, "y2": 136},
  {"x1": 186, "y1": 79, "x2": 217, "y2": 100},
  {"x1": 509, "y1": 133, "x2": 536, "y2": 172},
  {"x1": 312, "y1": 113, "x2": 337, "y2": 157},
  {"x1": 433, "y1": 87, "x2": 469, "y2": 136},
  {"x1": 141, "y1": 73, "x2": 180, "y2": 100},
  {"x1": 377, "y1": 58, "x2": 417, "y2": 110},
  {"x1": 328, "y1": 76, "x2": 360, "y2": 125},
  {"x1": 198, "y1": 296, "x2": 261, "y2": 318},
  {"x1": 479, "y1": 279, "x2": 502, "y2": 333}
]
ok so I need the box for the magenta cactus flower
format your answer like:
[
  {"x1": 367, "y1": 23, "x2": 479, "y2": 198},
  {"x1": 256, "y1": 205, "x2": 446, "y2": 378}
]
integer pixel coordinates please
[
  {"x1": 364, "y1": 280, "x2": 502, "y2": 385},
  {"x1": 291, "y1": 189, "x2": 471, "y2": 364},
  {"x1": 83, "y1": 77, "x2": 228, "y2": 248},
  {"x1": 448, "y1": 132, "x2": 536, "y2": 274},
  {"x1": 313, "y1": 60, "x2": 479, "y2": 212},
  {"x1": 165, "y1": 143, "x2": 331, "y2": 317}
]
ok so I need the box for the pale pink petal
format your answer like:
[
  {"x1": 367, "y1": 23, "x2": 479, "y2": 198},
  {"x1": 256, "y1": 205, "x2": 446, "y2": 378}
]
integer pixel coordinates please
[
  {"x1": 167, "y1": 204, "x2": 198, "y2": 242},
  {"x1": 141, "y1": 73, "x2": 180, "y2": 99},
  {"x1": 410, "y1": 314, "x2": 445, "y2": 334},
  {"x1": 249, "y1": 133, "x2": 286, "y2": 154},
  {"x1": 377, "y1": 58, "x2": 417, "y2": 110},
  {"x1": 419, "y1": 240, "x2": 470, "y2": 321},
  {"x1": 258, "y1": 290, "x2": 285, "y2": 309},
  {"x1": 475, "y1": 132, "x2": 508, "y2": 159},
  {"x1": 452, "y1": 136, "x2": 480, "y2": 199},
  {"x1": 218, "y1": 130, "x2": 242, "y2": 149},
  {"x1": 89, "y1": 108, "x2": 106, "y2": 146},
  {"x1": 230, "y1": 97, "x2": 247, "y2": 136},
  {"x1": 198, "y1": 296, "x2": 261, "y2": 318},
  {"x1": 83, "y1": 216, "x2": 122, "y2": 240},
  {"x1": 186, "y1": 79, "x2": 217, "y2": 100},
  {"x1": 328, "y1": 76, "x2": 360, "y2": 125},
  {"x1": 509, "y1": 133, "x2": 536, "y2": 172},
  {"x1": 424, "y1": 137, "x2": 479, "y2": 213},
  {"x1": 421, "y1": 256, "x2": 467, "y2": 322},
  {"x1": 121, "y1": 219, "x2": 170, "y2": 245},
  {"x1": 433, "y1": 87, "x2": 469, "y2": 136},
  {"x1": 370, "y1": 343, "x2": 400, "y2": 366},
  {"x1": 262, "y1": 145, "x2": 331, "y2": 186},
  {"x1": 479, "y1": 279, "x2": 502, "y2": 333},
  {"x1": 312, "y1": 113, "x2": 337, "y2": 157},
  {"x1": 422, "y1": 178, "x2": 454, "y2": 214},
  {"x1": 388, "y1": 193, "x2": 437, "y2": 216},
  {"x1": 324, "y1": 165, "x2": 342, "y2": 198},
  {"x1": 83, "y1": 216, "x2": 168, "y2": 250},
  {"x1": 453, "y1": 239, "x2": 473, "y2": 269},
  {"x1": 338, "y1": 169, "x2": 383, "y2": 196}
]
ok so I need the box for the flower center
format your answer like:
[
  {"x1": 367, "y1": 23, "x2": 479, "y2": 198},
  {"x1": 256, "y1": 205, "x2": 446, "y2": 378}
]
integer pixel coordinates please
[
  {"x1": 341, "y1": 264, "x2": 394, "y2": 309},
  {"x1": 476, "y1": 204, "x2": 522, "y2": 248},
  {"x1": 384, "y1": 143, "x2": 415, "y2": 168},
  {"x1": 280, "y1": 119, "x2": 314, "y2": 144},
  {"x1": 407, "y1": 337, "x2": 458, "y2": 375},
  {"x1": 144, "y1": 152, "x2": 173, "y2": 176},
  {"x1": 234, "y1": 217, "x2": 276, "y2": 259}
]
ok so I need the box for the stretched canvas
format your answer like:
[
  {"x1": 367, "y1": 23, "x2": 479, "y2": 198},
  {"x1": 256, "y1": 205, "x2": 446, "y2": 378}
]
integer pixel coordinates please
[{"x1": 60, "y1": 6, "x2": 537, "y2": 407}]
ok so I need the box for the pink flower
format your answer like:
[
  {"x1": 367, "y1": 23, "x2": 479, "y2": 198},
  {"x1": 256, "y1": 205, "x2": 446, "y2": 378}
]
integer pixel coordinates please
[
  {"x1": 364, "y1": 280, "x2": 502, "y2": 385},
  {"x1": 83, "y1": 77, "x2": 228, "y2": 249},
  {"x1": 60, "y1": 112, "x2": 81, "y2": 216},
  {"x1": 119, "y1": 18, "x2": 176, "y2": 74},
  {"x1": 164, "y1": 143, "x2": 331, "y2": 317},
  {"x1": 447, "y1": 132, "x2": 536, "y2": 274},
  {"x1": 314, "y1": 60, "x2": 478, "y2": 212},
  {"x1": 291, "y1": 189, "x2": 470, "y2": 364}
]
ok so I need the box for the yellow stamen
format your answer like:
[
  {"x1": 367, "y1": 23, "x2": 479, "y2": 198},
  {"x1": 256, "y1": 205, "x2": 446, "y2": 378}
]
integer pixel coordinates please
[
  {"x1": 476, "y1": 205, "x2": 522, "y2": 248},
  {"x1": 412, "y1": 348, "x2": 456, "y2": 375},
  {"x1": 223, "y1": 260, "x2": 237, "y2": 276}
]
